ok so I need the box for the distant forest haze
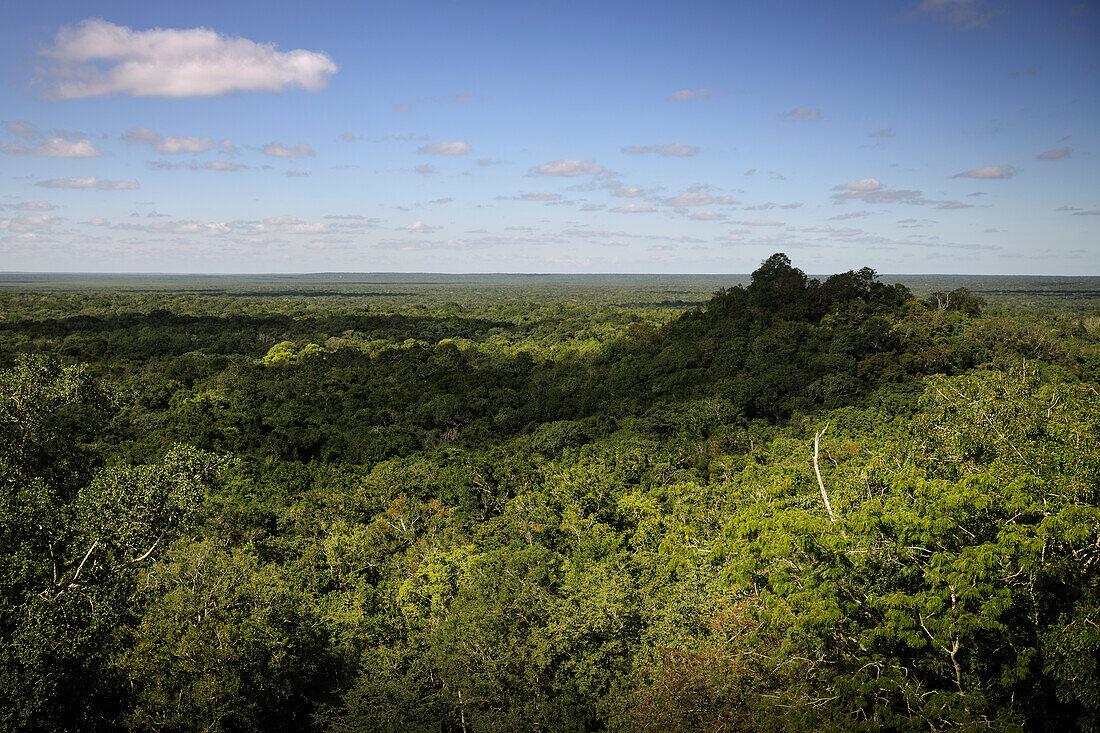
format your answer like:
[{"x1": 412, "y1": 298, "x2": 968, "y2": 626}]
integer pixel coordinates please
[{"x1": 2, "y1": 255, "x2": 1099, "y2": 731}]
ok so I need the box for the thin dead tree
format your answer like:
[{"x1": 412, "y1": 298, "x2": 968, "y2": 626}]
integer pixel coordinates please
[{"x1": 814, "y1": 424, "x2": 837, "y2": 523}]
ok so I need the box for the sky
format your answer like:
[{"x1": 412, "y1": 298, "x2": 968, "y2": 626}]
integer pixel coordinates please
[{"x1": 0, "y1": 0, "x2": 1096, "y2": 274}]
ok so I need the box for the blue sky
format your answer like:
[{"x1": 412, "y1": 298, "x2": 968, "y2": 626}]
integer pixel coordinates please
[{"x1": 0, "y1": 0, "x2": 1096, "y2": 274}]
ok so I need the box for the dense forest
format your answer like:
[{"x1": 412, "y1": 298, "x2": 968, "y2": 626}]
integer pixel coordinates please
[{"x1": 2, "y1": 254, "x2": 1099, "y2": 732}]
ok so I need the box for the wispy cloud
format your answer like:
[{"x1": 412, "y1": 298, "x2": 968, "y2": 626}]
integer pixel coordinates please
[
  {"x1": 783, "y1": 107, "x2": 821, "y2": 121},
  {"x1": 665, "y1": 191, "x2": 713, "y2": 207},
  {"x1": 918, "y1": 0, "x2": 1004, "y2": 30},
  {"x1": 123, "y1": 126, "x2": 216, "y2": 154},
  {"x1": 417, "y1": 141, "x2": 472, "y2": 156},
  {"x1": 611, "y1": 185, "x2": 646, "y2": 198},
  {"x1": 400, "y1": 221, "x2": 439, "y2": 232},
  {"x1": 668, "y1": 88, "x2": 725, "y2": 101},
  {"x1": 610, "y1": 204, "x2": 655, "y2": 213},
  {"x1": 202, "y1": 161, "x2": 246, "y2": 171},
  {"x1": 515, "y1": 192, "x2": 562, "y2": 201},
  {"x1": 147, "y1": 160, "x2": 248, "y2": 172},
  {"x1": 4, "y1": 120, "x2": 39, "y2": 140},
  {"x1": 0, "y1": 213, "x2": 62, "y2": 232},
  {"x1": 622, "y1": 143, "x2": 698, "y2": 157},
  {"x1": 415, "y1": 164, "x2": 437, "y2": 175},
  {"x1": 261, "y1": 142, "x2": 314, "y2": 158},
  {"x1": 397, "y1": 92, "x2": 488, "y2": 113},
  {"x1": 251, "y1": 216, "x2": 330, "y2": 234},
  {"x1": 1037, "y1": 147, "x2": 1071, "y2": 160},
  {"x1": 531, "y1": 159, "x2": 608, "y2": 177},
  {"x1": 2, "y1": 137, "x2": 102, "y2": 157},
  {"x1": 84, "y1": 217, "x2": 232, "y2": 236},
  {"x1": 869, "y1": 128, "x2": 895, "y2": 138},
  {"x1": 831, "y1": 178, "x2": 924, "y2": 204},
  {"x1": 36, "y1": 19, "x2": 338, "y2": 99},
  {"x1": 951, "y1": 165, "x2": 1016, "y2": 179},
  {"x1": 689, "y1": 210, "x2": 723, "y2": 220},
  {"x1": 36, "y1": 176, "x2": 138, "y2": 190}
]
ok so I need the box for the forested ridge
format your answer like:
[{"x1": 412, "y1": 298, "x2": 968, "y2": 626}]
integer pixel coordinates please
[{"x1": 2, "y1": 254, "x2": 1098, "y2": 731}]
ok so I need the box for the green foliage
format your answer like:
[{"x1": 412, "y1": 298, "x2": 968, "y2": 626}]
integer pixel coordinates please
[{"x1": 1, "y1": 258, "x2": 1099, "y2": 731}]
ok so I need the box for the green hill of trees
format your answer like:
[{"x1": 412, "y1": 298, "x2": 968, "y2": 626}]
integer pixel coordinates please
[{"x1": 2, "y1": 254, "x2": 1098, "y2": 731}]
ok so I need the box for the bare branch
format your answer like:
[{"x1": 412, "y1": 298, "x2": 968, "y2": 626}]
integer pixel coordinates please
[
  {"x1": 71, "y1": 540, "x2": 98, "y2": 582},
  {"x1": 814, "y1": 424, "x2": 837, "y2": 523}
]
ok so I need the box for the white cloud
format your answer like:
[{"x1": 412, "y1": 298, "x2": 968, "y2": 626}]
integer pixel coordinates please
[
  {"x1": 665, "y1": 191, "x2": 712, "y2": 207},
  {"x1": 835, "y1": 178, "x2": 884, "y2": 192},
  {"x1": 735, "y1": 219, "x2": 785, "y2": 227},
  {"x1": 1037, "y1": 147, "x2": 1071, "y2": 160},
  {"x1": 286, "y1": 170, "x2": 310, "y2": 177},
  {"x1": 622, "y1": 143, "x2": 698, "y2": 157},
  {"x1": 251, "y1": 216, "x2": 330, "y2": 234},
  {"x1": 610, "y1": 204, "x2": 655, "y2": 213},
  {"x1": 531, "y1": 158, "x2": 607, "y2": 177},
  {"x1": 668, "y1": 88, "x2": 724, "y2": 101},
  {"x1": 869, "y1": 128, "x2": 895, "y2": 138},
  {"x1": 689, "y1": 210, "x2": 723, "y2": 220},
  {"x1": 417, "y1": 141, "x2": 472, "y2": 156},
  {"x1": 2, "y1": 137, "x2": 102, "y2": 157},
  {"x1": 784, "y1": 107, "x2": 821, "y2": 120},
  {"x1": 37, "y1": 19, "x2": 337, "y2": 99},
  {"x1": 952, "y1": 165, "x2": 1017, "y2": 179},
  {"x1": 159, "y1": 136, "x2": 213, "y2": 153},
  {"x1": 415, "y1": 164, "x2": 437, "y2": 175},
  {"x1": 0, "y1": 213, "x2": 61, "y2": 232},
  {"x1": 262, "y1": 142, "x2": 314, "y2": 157},
  {"x1": 84, "y1": 217, "x2": 232, "y2": 236},
  {"x1": 401, "y1": 221, "x2": 439, "y2": 232},
  {"x1": 1073, "y1": 210, "x2": 1100, "y2": 216},
  {"x1": 611, "y1": 185, "x2": 646, "y2": 198},
  {"x1": 517, "y1": 192, "x2": 562, "y2": 201},
  {"x1": 36, "y1": 176, "x2": 138, "y2": 190}
]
